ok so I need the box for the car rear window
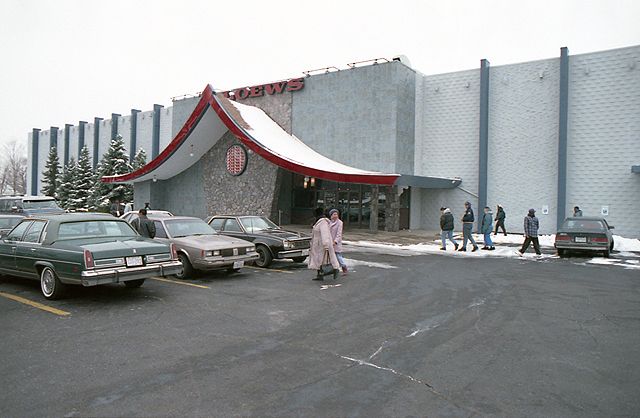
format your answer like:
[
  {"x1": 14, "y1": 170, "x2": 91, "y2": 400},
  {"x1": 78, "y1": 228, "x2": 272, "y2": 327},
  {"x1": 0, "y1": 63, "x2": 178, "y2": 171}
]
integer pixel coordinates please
[
  {"x1": 58, "y1": 220, "x2": 137, "y2": 240},
  {"x1": 563, "y1": 220, "x2": 605, "y2": 230}
]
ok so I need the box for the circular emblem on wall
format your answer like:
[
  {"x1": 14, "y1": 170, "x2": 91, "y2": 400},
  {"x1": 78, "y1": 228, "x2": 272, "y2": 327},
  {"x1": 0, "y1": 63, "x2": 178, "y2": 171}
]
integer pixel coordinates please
[{"x1": 225, "y1": 144, "x2": 248, "y2": 176}]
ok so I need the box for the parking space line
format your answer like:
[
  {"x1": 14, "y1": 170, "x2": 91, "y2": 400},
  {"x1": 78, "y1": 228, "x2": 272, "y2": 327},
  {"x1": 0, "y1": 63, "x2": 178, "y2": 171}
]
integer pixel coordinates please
[
  {"x1": 0, "y1": 291, "x2": 70, "y2": 316},
  {"x1": 150, "y1": 277, "x2": 210, "y2": 289},
  {"x1": 245, "y1": 266, "x2": 294, "y2": 274}
]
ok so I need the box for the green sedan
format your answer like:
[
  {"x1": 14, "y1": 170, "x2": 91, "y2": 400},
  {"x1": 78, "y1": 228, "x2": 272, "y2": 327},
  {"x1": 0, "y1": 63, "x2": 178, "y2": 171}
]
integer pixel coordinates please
[{"x1": 0, "y1": 213, "x2": 182, "y2": 300}]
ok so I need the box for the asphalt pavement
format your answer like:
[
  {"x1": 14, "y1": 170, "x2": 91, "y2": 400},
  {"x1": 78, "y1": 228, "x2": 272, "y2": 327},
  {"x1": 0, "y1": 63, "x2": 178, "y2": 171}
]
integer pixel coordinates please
[{"x1": 1, "y1": 245, "x2": 639, "y2": 417}]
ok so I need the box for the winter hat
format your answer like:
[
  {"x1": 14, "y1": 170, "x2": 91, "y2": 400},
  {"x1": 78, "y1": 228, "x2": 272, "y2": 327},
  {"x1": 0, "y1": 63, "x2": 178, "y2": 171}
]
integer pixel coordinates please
[
  {"x1": 464, "y1": 201, "x2": 471, "y2": 206},
  {"x1": 528, "y1": 208, "x2": 536, "y2": 216},
  {"x1": 329, "y1": 209, "x2": 339, "y2": 217},
  {"x1": 440, "y1": 207, "x2": 446, "y2": 211}
]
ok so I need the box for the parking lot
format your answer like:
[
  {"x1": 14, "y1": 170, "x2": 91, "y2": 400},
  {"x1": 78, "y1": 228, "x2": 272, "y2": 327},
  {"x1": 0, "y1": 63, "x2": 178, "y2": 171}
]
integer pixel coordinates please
[{"x1": 1, "y1": 246, "x2": 639, "y2": 417}]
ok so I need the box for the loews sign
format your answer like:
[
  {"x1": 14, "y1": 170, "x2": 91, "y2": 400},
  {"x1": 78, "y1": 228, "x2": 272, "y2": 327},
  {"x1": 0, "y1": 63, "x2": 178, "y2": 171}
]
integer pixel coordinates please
[{"x1": 222, "y1": 78, "x2": 304, "y2": 101}]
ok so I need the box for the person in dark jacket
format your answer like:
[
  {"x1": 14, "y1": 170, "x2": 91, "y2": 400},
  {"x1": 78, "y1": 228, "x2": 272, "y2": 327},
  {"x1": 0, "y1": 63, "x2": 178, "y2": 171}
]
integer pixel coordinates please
[
  {"x1": 439, "y1": 207, "x2": 459, "y2": 251},
  {"x1": 109, "y1": 199, "x2": 124, "y2": 217},
  {"x1": 518, "y1": 208, "x2": 541, "y2": 255},
  {"x1": 459, "y1": 201, "x2": 478, "y2": 252},
  {"x1": 481, "y1": 206, "x2": 495, "y2": 250},
  {"x1": 494, "y1": 205, "x2": 507, "y2": 236},
  {"x1": 573, "y1": 206, "x2": 583, "y2": 217},
  {"x1": 131, "y1": 209, "x2": 156, "y2": 238}
]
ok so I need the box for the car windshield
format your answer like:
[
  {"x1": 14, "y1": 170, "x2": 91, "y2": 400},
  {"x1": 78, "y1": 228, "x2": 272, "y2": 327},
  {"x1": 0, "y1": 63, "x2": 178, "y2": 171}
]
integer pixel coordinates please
[
  {"x1": 240, "y1": 216, "x2": 279, "y2": 233},
  {"x1": 0, "y1": 217, "x2": 22, "y2": 229},
  {"x1": 22, "y1": 200, "x2": 61, "y2": 209},
  {"x1": 562, "y1": 219, "x2": 606, "y2": 231},
  {"x1": 57, "y1": 220, "x2": 138, "y2": 240},
  {"x1": 164, "y1": 219, "x2": 216, "y2": 238}
]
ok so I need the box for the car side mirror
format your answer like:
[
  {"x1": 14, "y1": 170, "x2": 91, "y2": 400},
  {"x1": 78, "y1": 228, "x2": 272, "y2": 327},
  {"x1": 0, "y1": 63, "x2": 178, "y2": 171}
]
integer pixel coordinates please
[{"x1": 609, "y1": 225, "x2": 615, "y2": 230}]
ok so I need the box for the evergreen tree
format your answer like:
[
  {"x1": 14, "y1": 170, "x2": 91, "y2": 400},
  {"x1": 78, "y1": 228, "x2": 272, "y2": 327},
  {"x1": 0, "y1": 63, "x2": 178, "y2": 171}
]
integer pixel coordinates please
[
  {"x1": 132, "y1": 148, "x2": 147, "y2": 170},
  {"x1": 90, "y1": 135, "x2": 133, "y2": 211},
  {"x1": 41, "y1": 147, "x2": 60, "y2": 197},
  {"x1": 57, "y1": 157, "x2": 77, "y2": 210},
  {"x1": 71, "y1": 146, "x2": 95, "y2": 211}
]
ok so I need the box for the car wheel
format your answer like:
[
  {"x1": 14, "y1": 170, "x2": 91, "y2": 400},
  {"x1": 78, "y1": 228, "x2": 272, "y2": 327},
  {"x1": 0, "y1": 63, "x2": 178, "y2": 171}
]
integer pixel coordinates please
[
  {"x1": 610, "y1": 240, "x2": 614, "y2": 251},
  {"x1": 557, "y1": 249, "x2": 566, "y2": 258},
  {"x1": 603, "y1": 249, "x2": 610, "y2": 258},
  {"x1": 124, "y1": 279, "x2": 145, "y2": 288},
  {"x1": 40, "y1": 266, "x2": 66, "y2": 300},
  {"x1": 255, "y1": 245, "x2": 272, "y2": 268},
  {"x1": 175, "y1": 253, "x2": 194, "y2": 279},
  {"x1": 291, "y1": 256, "x2": 307, "y2": 263}
]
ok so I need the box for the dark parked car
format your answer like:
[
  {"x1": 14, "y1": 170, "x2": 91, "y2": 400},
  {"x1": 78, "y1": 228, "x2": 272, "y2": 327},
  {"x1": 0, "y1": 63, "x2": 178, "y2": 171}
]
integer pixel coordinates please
[
  {"x1": 0, "y1": 214, "x2": 24, "y2": 237},
  {"x1": 207, "y1": 215, "x2": 310, "y2": 268},
  {"x1": 555, "y1": 216, "x2": 615, "y2": 258},
  {"x1": 150, "y1": 216, "x2": 258, "y2": 278},
  {"x1": 0, "y1": 213, "x2": 182, "y2": 299}
]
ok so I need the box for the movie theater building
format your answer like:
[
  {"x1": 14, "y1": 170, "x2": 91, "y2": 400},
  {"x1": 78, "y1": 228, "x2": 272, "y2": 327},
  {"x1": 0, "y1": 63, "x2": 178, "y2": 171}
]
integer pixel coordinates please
[{"x1": 27, "y1": 45, "x2": 640, "y2": 238}]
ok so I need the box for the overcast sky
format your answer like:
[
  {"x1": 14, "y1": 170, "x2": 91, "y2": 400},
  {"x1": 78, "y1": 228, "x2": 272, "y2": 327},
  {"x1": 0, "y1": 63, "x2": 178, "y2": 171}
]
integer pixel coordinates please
[{"x1": 1, "y1": 0, "x2": 638, "y2": 153}]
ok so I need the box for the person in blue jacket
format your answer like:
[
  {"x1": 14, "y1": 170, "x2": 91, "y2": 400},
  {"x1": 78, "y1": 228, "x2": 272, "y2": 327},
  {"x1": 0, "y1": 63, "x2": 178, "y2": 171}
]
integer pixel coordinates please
[{"x1": 481, "y1": 206, "x2": 495, "y2": 250}]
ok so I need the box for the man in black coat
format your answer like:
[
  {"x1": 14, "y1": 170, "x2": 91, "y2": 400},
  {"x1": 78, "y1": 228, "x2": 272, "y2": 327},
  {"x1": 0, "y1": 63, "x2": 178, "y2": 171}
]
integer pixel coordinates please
[
  {"x1": 494, "y1": 205, "x2": 507, "y2": 236},
  {"x1": 131, "y1": 209, "x2": 156, "y2": 239},
  {"x1": 439, "y1": 207, "x2": 459, "y2": 251},
  {"x1": 459, "y1": 201, "x2": 479, "y2": 252}
]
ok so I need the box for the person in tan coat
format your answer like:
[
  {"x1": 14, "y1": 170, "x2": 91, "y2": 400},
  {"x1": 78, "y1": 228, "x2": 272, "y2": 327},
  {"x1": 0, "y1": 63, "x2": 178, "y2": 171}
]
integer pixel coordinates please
[{"x1": 308, "y1": 208, "x2": 339, "y2": 280}]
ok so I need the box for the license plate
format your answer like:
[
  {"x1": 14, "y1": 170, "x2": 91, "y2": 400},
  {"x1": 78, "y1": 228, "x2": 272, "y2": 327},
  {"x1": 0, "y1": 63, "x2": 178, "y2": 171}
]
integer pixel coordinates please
[
  {"x1": 301, "y1": 249, "x2": 309, "y2": 256},
  {"x1": 126, "y1": 256, "x2": 143, "y2": 267},
  {"x1": 574, "y1": 237, "x2": 587, "y2": 243},
  {"x1": 233, "y1": 260, "x2": 244, "y2": 269}
]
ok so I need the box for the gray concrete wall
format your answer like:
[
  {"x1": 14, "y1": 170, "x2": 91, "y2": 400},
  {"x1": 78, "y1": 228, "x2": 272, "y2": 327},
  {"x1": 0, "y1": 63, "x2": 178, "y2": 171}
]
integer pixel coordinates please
[
  {"x1": 413, "y1": 68, "x2": 480, "y2": 231},
  {"x1": 566, "y1": 45, "x2": 640, "y2": 238},
  {"x1": 292, "y1": 61, "x2": 413, "y2": 174},
  {"x1": 487, "y1": 58, "x2": 561, "y2": 235}
]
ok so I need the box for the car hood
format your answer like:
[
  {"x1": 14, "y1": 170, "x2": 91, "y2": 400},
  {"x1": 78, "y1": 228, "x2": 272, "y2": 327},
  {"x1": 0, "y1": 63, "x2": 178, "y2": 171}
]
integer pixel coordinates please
[
  {"x1": 53, "y1": 237, "x2": 171, "y2": 258},
  {"x1": 171, "y1": 234, "x2": 253, "y2": 249},
  {"x1": 257, "y1": 229, "x2": 309, "y2": 239}
]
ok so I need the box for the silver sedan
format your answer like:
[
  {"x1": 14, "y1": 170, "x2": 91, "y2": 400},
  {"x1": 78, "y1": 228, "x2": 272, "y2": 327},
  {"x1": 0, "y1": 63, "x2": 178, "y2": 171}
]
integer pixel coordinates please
[{"x1": 150, "y1": 216, "x2": 258, "y2": 279}]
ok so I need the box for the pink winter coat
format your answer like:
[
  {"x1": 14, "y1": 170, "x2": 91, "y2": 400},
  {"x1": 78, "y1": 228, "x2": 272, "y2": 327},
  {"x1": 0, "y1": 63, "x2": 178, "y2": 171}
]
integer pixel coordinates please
[
  {"x1": 329, "y1": 218, "x2": 344, "y2": 253},
  {"x1": 308, "y1": 218, "x2": 339, "y2": 270}
]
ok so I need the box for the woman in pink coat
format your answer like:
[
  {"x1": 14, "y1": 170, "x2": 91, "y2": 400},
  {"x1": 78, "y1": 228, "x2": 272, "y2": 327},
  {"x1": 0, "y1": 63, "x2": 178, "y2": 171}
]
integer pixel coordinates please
[
  {"x1": 308, "y1": 208, "x2": 339, "y2": 280},
  {"x1": 328, "y1": 208, "x2": 348, "y2": 274}
]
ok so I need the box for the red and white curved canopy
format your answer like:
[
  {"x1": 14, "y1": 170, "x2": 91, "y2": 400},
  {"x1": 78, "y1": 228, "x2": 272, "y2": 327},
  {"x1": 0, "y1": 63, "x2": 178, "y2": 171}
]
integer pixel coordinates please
[{"x1": 102, "y1": 84, "x2": 400, "y2": 185}]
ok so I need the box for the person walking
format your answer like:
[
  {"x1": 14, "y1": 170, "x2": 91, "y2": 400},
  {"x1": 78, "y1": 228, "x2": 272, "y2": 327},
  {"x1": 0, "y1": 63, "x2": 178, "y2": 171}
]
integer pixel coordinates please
[
  {"x1": 328, "y1": 209, "x2": 348, "y2": 274},
  {"x1": 518, "y1": 208, "x2": 541, "y2": 255},
  {"x1": 131, "y1": 209, "x2": 156, "y2": 238},
  {"x1": 439, "y1": 207, "x2": 459, "y2": 251},
  {"x1": 458, "y1": 201, "x2": 479, "y2": 252},
  {"x1": 481, "y1": 207, "x2": 495, "y2": 250},
  {"x1": 573, "y1": 206, "x2": 583, "y2": 217},
  {"x1": 308, "y1": 208, "x2": 339, "y2": 280},
  {"x1": 494, "y1": 205, "x2": 507, "y2": 236}
]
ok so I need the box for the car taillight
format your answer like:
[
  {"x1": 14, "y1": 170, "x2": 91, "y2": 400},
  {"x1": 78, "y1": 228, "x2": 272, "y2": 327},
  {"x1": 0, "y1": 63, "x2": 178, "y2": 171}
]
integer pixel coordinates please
[
  {"x1": 556, "y1": 234, "x2": 570, "y2": 241},
  {"x1": 170, "y1": 243, "x2": 178, "y2": 260},
  {"x1": 84, "y1": 249, "x2": 95, "y2": 269},
  {"x1": 591, "y1": 236, "x2": 608, "y2": 243}
]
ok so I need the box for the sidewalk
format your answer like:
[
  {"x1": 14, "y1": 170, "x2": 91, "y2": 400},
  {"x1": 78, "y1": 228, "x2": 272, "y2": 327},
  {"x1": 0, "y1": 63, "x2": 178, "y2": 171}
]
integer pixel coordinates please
[{"x1": 287, "y1": 224, "x2": 508, "y2": 246}]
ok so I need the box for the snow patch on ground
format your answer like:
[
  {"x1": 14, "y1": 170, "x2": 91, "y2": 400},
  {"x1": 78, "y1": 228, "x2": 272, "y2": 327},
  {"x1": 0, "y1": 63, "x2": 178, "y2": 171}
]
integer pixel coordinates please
[
  {"x1": 612, "y1": 235, "x2": 640, "y2": 252},
  {"x1": 344, "y1": 258, "x2": 397, "y2": 269}
]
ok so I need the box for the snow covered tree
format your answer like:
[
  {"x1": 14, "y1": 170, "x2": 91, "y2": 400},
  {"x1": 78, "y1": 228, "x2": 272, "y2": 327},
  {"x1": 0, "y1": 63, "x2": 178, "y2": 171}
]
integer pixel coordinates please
[
  {"x1": 132, "y1": 148, "x2": 147, "y2": 171},
  {"x1": 90, "y1": 135, "x2": 133, "y2": 211},
  {"x1": 70, "y1": 146, "x2": 95, "y2": 211},
  {"x1": 57, "y1": 157, "x2": 77, "y2": 210},
  {"x1": 41, "y1": 147, "x2": 60, "y2": 197}
]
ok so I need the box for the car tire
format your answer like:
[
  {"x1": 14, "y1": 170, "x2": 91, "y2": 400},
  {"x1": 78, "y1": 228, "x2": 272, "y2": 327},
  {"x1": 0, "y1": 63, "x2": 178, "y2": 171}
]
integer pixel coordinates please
[
  {"x1": 291, "y1": 256, "x2": 307, "y2": 263},
  {"x1": 175, "y1": 253, "x2": 194, "y2": 279},
  {"x1": 603, "y1": 249, "x2": 610, "y2": 258},
  {"x1": 557, "y1": 249, "x2": 566, "y2": 258},
  {"x1": 255, "y1": 245, "x2": 272, "y2": 268},
  {"x1": 610, "y1": 240, "x2": 614, "y2": 251},
  {"x1": 124, "y1": 279, "x2": 145, "y2": 288},
  {"x1": 40, "y1": 266, "x2": 66, "y2": 300}
]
